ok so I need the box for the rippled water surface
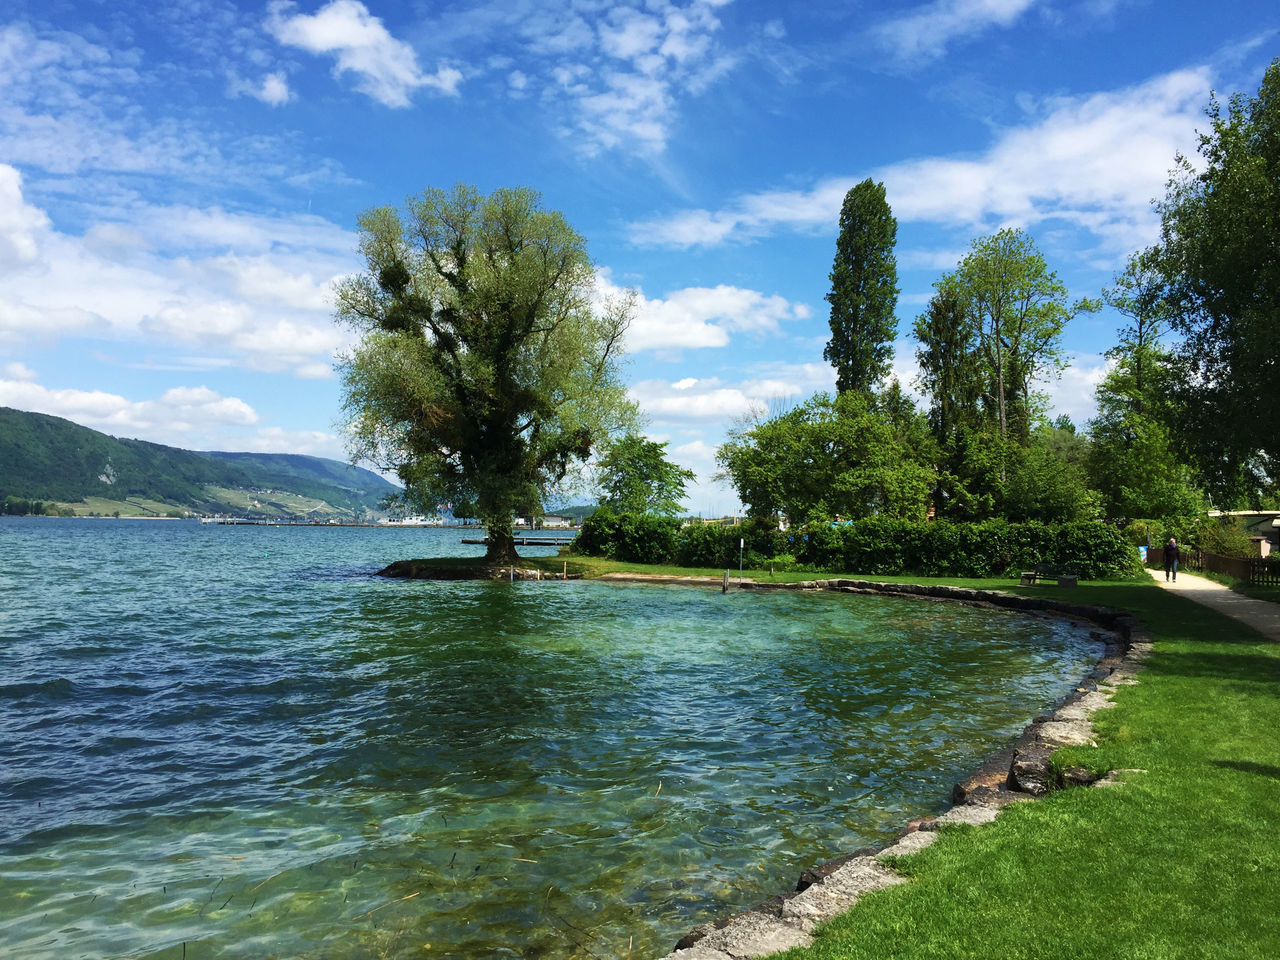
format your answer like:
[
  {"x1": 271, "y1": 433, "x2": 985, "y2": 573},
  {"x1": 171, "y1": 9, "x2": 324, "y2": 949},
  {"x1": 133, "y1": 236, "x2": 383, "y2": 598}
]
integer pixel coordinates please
[{"x1": 0, "y1": 518, "x2": 1102, "y2": 959}]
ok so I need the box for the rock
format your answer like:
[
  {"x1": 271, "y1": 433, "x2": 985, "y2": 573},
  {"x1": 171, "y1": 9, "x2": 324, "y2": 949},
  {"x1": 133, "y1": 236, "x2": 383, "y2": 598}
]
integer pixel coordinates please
[
  {"x1": 1007, "y1": 748, "x2": 1054, "y2": 796},
  {"x1": 674, "y1": 921, "x2": 722, "y2": 951},
  {"x1": 796, "y1": 851, "x2": 871, "y2": 892},
  {"x1": 1061, "y1": 766, "x2": 1101, "y2": 788}
]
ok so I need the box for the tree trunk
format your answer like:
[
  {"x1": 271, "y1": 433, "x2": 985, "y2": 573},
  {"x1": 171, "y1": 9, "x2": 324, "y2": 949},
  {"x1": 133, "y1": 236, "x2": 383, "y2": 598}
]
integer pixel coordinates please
[{"x1": 484, "y1": 524, "x2": 520, "y2": 563}]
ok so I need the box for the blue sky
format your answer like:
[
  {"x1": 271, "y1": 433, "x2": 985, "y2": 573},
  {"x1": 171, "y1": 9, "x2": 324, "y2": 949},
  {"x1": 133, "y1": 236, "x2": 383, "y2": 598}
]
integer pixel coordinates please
[{"x1": 0, "y1": 0, "x2": 1275, "y2": 515}]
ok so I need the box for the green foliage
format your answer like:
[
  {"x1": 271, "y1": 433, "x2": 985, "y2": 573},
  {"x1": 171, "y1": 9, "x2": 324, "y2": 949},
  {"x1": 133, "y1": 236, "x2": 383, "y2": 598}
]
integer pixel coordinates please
[
  {"x1": 1154, "y1": 59, "x2": 1280, "y2": 505},
  {"x1": 573, "y1": 508, "x2": 680, "y2": 564},
  {"x1": 1001, "y1": 425, "x2": 1101, "y2": 523},
  {"x1": 823, "y1": 179, "x2": 899, "y2": 393},
  {"x1": 574, "y1": 514, "x2": 1139, "y2": 579},
  {"x1": 2, "y1": 496, "x2": 58, "y2": 516},
  {"x1": 932, "y1": 229, "x2": 1097, "y2": 441},
  {"x1": 914, "y1": 290, "x2": 981, "y2": 445},
  {"x1": 1101, "y1": 247, "x2": 1173, "y2": 418},
  {"x1": 1088, "y1": 357, "x2": 1206, "y2": 527},
  {"x1": 1195, "y1": 518, "x2": 1256, "y2": 558},
  {"x1": 596, "y1": 434, "x2": 694, "y2": 516},
  {"x1": 716, "y1": 391, "x2": 935, "y2": 524},
  {"x1": 336, "y1": 184, "x2": 637, "y2": 561}
]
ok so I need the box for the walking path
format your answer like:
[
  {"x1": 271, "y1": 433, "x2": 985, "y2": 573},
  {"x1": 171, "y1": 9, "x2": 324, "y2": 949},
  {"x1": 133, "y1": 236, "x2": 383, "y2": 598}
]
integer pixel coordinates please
[{"x1": 1148, "y1": 568, "x2": 1280, "y2": 641}]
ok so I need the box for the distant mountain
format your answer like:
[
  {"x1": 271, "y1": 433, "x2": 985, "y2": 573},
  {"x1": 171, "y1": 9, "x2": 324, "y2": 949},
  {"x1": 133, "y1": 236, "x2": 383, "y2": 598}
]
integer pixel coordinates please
[{"x1": 0, "y1": 407, "x2": 398, "y2": 519}]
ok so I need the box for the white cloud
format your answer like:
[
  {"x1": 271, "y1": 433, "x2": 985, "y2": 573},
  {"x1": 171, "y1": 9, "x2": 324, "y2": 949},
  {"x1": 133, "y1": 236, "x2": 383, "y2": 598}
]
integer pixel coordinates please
[
  {"x1": 600, "y1": 9, "x2": 664, "y2": 61},
  {"x1": 0, "y1": 376, "x2": 258, "y2": 442},
  {"x1": 0, "y1": 164, "x2": 355, "y2": 372},
  {"x1": 1038, "y1": 353, "x2": 1110, "y2": 424},
  {"x1": 0, "y1": 23, "x2": 355, "y2": 186},
  {"x1": 256, "y1": 70, "x2": 292, "y2": 106},
  {"x1": 2, "y1": 361, "x2": 37, "y2": 381},
  {"x1": 266, "y1": 0, "x2": 462, "y2": 107},
  {"x1": 597, "y1": 269, "x2": 811, "y2": 354},
  {"x1": 875, "y1": 0, "x2": 1038, "y2": 62},
  {"x1": 0, "y1": 165, "x2": 49, "y2": 269},
  {"x1": 0, "y1": 370, "x2": 355, "y2": 457},
  {"x1": 234, "y1": 425, "x2": 347, "y2": 458},
  {"x1": 520, "y1": 0, "x2": 735, "y2": 154},
  {"x1": 631, "y1": 377, "x2": 756, "y2": 421},
  {"x1": 632, "y1": 66, "x2": 1210, "y2": 257}
]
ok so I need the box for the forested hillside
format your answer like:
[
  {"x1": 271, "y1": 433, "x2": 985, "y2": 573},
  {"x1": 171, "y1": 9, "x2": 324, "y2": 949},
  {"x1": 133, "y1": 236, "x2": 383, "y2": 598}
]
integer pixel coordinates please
[{"x1": 0, "y1": 407, "x2": 396, "y2": 518}]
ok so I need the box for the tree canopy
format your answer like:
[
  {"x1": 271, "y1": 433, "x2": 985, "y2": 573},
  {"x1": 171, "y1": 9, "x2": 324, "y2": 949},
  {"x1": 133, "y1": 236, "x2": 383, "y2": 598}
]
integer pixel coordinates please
[
  {"x1": 933, "y1": 229, "x2": 1096, "y2": 442},
  {"x1": 823, "y1": 179, "x2": 899, "y2": 394},
  {"x1": 716, "y1": 391, "x2": 934, "y2": 525},
  {"x1": 1153, "y1": 58, "x2": 1280, "y2": 505},
  {"x1": 596, "y1": 434, "x2": 694, "y2": 516},
  {"x1": 336, "y1": 184, "x2": 637, "y2": 561}
]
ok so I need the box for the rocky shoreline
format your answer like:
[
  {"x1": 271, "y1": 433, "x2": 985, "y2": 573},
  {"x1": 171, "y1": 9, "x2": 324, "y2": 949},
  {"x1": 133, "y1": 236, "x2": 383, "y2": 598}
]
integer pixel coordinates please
[
  {"x1": 374, "y1": 564, "x2": 1151, "y2": 958},
  {"x1": 377, "y1": 559, "x2": 582, "y2": 580},
  {"x1": 647, "y1": 578, "x2": 1150, "y2": 960}
]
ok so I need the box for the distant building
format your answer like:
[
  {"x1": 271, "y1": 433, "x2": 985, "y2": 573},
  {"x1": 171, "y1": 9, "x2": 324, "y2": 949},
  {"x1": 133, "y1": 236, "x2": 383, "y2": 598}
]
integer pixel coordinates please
[{"x1": 1210, "y1": 510, "x2": 1280, "y2": 557}]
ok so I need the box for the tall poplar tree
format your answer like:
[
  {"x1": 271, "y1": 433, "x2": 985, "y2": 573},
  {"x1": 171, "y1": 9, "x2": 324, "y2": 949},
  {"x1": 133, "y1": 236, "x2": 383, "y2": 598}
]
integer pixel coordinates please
[{"x1": 823, "y1": 179, "x2": 899, "y2": 394}]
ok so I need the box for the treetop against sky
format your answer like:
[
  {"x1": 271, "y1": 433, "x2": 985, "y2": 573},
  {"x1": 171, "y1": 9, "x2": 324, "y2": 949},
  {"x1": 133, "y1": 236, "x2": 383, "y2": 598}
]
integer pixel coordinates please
[{"x1": 0, "y1": 0, "x2": 1275, "y2": 515}]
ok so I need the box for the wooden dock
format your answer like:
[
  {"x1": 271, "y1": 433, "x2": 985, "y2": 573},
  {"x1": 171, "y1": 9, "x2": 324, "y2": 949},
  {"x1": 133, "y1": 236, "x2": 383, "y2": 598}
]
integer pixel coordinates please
[{"x1": 460, "y1": 536, "x2": 576, "y2": 546}]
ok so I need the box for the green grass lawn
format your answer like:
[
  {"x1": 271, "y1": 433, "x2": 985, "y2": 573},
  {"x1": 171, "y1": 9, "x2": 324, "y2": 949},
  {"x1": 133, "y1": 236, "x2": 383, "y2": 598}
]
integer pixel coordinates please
[{"x1": 60, "y1": 495, "x2": 186, "y2": 517}]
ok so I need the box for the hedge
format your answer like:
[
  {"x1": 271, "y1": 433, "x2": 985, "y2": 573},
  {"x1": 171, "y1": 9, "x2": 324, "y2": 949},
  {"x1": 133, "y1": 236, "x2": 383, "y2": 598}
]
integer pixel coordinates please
[{"x1": 573, "y1": 512, "x2": 1143, "y2": 580}]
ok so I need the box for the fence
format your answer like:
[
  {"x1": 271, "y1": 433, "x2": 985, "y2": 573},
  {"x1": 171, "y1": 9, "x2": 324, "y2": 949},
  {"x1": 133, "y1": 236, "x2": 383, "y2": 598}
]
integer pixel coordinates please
[{"x1": 1147, "y1": 546, "x2": 1280, "y2": 585}]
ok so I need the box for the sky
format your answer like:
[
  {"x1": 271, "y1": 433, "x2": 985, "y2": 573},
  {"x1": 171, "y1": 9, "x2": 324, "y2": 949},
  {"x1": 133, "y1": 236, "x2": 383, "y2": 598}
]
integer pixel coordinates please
[{"x1": 0, "y1": 0, "x2": 1275, "y2": 516}]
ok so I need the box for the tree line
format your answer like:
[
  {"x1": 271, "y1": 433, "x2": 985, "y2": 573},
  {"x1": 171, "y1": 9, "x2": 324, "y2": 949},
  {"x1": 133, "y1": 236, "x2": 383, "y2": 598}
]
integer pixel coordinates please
[
  {"x1": 718, "y1": 59, "x2": 1280, "y2": 551},
  {"x1": 336, "y1": 61, "x2": 1277, "y2": 561}
]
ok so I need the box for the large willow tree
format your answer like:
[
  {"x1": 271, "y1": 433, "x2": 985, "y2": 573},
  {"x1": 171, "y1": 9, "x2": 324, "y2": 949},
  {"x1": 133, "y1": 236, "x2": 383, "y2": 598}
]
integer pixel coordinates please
[{"x1": 336, "y1": 184, "x2": 636, "y2": 561}]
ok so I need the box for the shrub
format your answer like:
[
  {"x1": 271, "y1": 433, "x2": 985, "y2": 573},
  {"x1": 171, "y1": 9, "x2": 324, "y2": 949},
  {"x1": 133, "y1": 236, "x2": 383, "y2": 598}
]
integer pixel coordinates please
[
  {"x1": 574, "y1": 513, "x2": 1141, "y2": 579},
  {"x1": 573, "y1": 509, "x2": 680, "y2": 564}
]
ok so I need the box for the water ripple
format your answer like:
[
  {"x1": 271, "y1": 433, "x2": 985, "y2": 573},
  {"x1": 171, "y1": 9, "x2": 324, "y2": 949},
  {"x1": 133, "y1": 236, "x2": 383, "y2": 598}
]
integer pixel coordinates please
[{"x1": 0, "y1": 519, "x2": 1102, "y2": 959}]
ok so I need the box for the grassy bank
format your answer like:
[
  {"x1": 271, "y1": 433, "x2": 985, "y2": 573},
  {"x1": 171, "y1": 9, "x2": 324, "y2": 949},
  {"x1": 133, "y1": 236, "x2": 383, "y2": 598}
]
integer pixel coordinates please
[{"x1": 764, "y1": 577, "x2": 1280, "y2": 960}]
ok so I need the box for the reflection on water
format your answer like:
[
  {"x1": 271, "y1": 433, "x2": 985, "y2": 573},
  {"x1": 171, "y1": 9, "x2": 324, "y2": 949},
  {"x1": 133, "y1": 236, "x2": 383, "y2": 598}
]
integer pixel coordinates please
[{"x1": 0, "y1": 519, "x2": 1102, "y2": 958}]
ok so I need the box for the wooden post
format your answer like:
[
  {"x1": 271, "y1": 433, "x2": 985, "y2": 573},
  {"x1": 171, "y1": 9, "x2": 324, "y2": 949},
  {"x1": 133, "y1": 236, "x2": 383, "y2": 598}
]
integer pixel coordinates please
[
  {"x1": 723, "y1": 569, "x2": 730, "y2": 593},
  {"x1": 562, "y1": 561, "x2": 567, "y2": 580}
]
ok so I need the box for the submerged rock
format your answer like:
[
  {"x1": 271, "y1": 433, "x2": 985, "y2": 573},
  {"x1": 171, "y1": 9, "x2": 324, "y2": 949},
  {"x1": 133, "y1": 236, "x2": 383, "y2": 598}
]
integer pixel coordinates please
[{"x1": 377, "y1": 559, "x2": 579, "y2": 580}]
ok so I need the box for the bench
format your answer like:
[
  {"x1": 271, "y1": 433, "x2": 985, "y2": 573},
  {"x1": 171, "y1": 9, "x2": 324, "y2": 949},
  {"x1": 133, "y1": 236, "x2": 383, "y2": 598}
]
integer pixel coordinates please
[{"x1": 1020, "y1": 565, "x2": 1078, "y2": 588}]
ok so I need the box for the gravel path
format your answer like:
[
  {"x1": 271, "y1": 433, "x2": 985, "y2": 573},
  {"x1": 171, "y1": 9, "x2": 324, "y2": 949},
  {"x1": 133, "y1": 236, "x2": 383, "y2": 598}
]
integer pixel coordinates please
[{"x1": 1148, "y1": 568, "x2": 1280, "y2": 641}]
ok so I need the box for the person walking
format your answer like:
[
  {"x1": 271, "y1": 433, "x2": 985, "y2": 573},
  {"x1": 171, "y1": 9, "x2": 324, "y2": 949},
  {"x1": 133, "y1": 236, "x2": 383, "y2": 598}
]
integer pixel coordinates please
[{"x1": 1164, "y1": 537, "x2": 1181, "y2": 581}]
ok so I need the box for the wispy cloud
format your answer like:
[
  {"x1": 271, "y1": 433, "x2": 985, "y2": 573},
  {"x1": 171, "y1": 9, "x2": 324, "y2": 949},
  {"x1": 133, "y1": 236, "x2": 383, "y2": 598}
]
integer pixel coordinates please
[
  {"x1": 631, "y1": 66, "x2": 1211, "y2": 256},
  {"x1": 875, "y1": 0, "x2": 1038, "y2": 62},
  {"x1": 265, "y1": 0, "x2": 462, "y2": 106},
  {"x1": 229, "y1": 69, "x2": 293, "y2": 106},
  {"x1": 522, "y1": 0, "x2": 737, "y2": 154},
  {"x1": 0, "y1": 23, "x2": 352, "y2": 191}
]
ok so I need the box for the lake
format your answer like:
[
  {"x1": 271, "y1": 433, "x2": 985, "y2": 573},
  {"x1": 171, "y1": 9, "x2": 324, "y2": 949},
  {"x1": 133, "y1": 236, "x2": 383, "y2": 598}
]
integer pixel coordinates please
[{"x1": 0, "y1": 518, "x2": 1102, "y2": 958}]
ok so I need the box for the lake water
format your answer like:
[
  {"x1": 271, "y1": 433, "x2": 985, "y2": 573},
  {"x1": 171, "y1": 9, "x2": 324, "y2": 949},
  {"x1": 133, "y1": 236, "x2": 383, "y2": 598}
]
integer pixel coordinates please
[{"x1": 0, "y1": 518, "x2": 1101, "y2": 959}]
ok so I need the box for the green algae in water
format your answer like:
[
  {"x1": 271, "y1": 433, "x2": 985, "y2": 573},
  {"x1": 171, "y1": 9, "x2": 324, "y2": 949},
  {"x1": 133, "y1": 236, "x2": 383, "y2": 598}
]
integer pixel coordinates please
[{"x1": 0, "y1": 520, "x2": 1103, "y2": 958}]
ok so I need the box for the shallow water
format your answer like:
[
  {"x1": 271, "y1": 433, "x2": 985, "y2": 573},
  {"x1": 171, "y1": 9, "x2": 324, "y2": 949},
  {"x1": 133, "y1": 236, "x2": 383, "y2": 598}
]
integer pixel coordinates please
[{"x1": 0, "y1": 518, "x2": 1101, "y2": 959}]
